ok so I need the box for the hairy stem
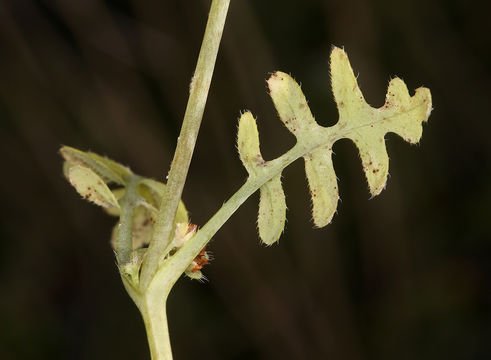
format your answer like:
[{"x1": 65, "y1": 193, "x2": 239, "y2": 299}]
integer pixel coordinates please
[
  {"x1": 158, "y1": 124, "x2": 345, "y2": 282},
  {"x1": 140, "y1": 0, "x2": 231, "y2": 290},
  {"x1": 151, "y1": 143, "x2": 309, "y2": 286},
  {"x1": 116, "y1": 176, "x2": 140, "y2": 264}
]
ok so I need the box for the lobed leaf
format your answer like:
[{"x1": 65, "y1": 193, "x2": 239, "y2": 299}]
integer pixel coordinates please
[
  {"x1": 238, "y1": 111, "x2": 287, "y2": 244},
  {"x1": 238, "y1": 46, "x2": 432, "y2": 242},
  {"x1": 330, "y1": 48, "x2": 431, "y2": 195}
]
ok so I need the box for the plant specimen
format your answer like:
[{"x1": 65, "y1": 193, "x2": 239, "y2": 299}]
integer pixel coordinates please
[{"x1": 59, "y1": 0, "x2": 432, "y2": 359}]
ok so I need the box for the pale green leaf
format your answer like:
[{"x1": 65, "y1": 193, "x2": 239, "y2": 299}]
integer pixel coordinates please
[
  {"x1": 103, "y1": 188, "x2": 126, "y2": 216},
  {"x1": 268, "y1": 71, "x2": 317, "y2": 138},
  {"x1": 258, "y1": 174, "x2": 286, "y2": 245},
  {"x1": 237, "y1": 112, "x2": 287, "y2": 244},
  {"x1": 68, "y1": 165, "x2": 120, "y2": 210},
  {"x1": 238, "y1": 46, "x2": 432, "y2": 239},
  {"x1": 304, "y1": 147, "x2": 339, "y2": 227},
  {"x1": 237, "y1": 111, "x2": 264, "y2": 175},
  {"x1": 330, "y1": 48, "x2": 431, "y2": 195},
  {"x1": 61, "y1": 146, "x2": 132, "y2": 185}
]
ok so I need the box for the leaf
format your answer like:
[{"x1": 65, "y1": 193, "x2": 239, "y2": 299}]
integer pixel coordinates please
[
  {"x1": 103, "y1": 188, "x2": 126, "y2": 216},
  {"x1": 330, "y1": 48, "x2": 431, "y2": 195},
  {"x1": 258, "y1": 174, "x2": 287, "y2": 245},
  {"x1": 238, "y1": 112, "x2": 287, "y2": 244},
  {"x1": 68, "y1": 165, "x2": 120, "y2": 210},
  {"x1": 304, "y1": 147, "x2": 339, "y2": 227},
  {"x1": 238, "y1": 46, "x2": 432, "y2": 242},
  {"x1": 61, "y1": 146, "x2": 132, "y2": 185},
  {"x1": 267, "y1": 71, "x2": 318, "y2": 139},
  {"x1": 237, "y1": 112, "x2": 264, "y2": 175}
]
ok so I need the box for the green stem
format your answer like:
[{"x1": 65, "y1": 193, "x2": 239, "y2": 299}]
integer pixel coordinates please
[
  {"x1": 116, "y1": 176, "x2": 140, "y2": 264},
  {"x1": 151, "y1": 142, "x2": 310, "y2": 288},
  {"x1": 134, "y1": 116, "x2": 347, "y2": 359},
  {"x1": 141, "y1": 295, "x2": 172, "y2": 360},
  {"x1": 140, "y1": 0, "x2": 231, "y2": 290},
  {"x1": 158, "y1": 124, "x2": 344, "y2": 283}
]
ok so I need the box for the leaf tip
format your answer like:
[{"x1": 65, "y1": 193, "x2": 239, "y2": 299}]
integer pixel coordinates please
[
  {"x1": 237, "y1": 111, "x2": 263, "y2": 174},
  {"x1": 416, "y1": 86, "x2": 433, "y2": 121},
  {"x1": 330, "y1": 46, "x2": 348, "y2": 62},
  {"x1": 368, "y1": 175, "x2": 388, "y2": 198}
]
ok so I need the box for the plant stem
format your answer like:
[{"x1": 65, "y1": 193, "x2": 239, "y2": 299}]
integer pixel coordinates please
[
  {"x1": 116, "y1": 176, "x2": 140, "y2": 264},
  {"x1": 159, "y1": 126, "x2": 340, "y2": 280},
  {"x1": 141, "y1": 295, "x2": 172, "y2": 360},
  {"x1": 151, "y1": 142, "x2": 309, "y2": 286},
  {"x1": 140, "y1": 0, "x2": 231, "y2": 290}
]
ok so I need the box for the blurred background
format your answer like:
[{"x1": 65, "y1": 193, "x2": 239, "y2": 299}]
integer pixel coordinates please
[{"x1": 0, "y1": 0, "x2": 490, "y2": 359}]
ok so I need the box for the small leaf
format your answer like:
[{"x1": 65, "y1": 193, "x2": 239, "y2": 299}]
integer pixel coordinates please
[
  {"x1": 237, "y1": 111, "x2": 264, "y2": 175},
  {"x1": 268, "y1": 71, "x2": 317, "y2": 138},
  {"x1": 61, "y1": 146, "x2": 131, "y2": 185},
  {"x1": 258, "y1": 174, "x2": 286, "y2": 245},
  {"x1": 304, "y1": 147, "x2": 339, "y2": 227},
  {"x1": 68, "y1": 165, "x2": 120, "y2": 210}
]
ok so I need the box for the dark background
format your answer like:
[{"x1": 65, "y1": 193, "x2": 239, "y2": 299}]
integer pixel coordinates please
[{"x1": 0, "y1": 0, "x2": 489, "y2": 359}]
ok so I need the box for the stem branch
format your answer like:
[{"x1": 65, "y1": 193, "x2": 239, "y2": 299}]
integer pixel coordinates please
[
  {"x1": 116, "y1": 176, "x2": 140, "y2": 264},
  {"x1": 140, "y1": 0, "x2": 231, "y2": 290}
]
